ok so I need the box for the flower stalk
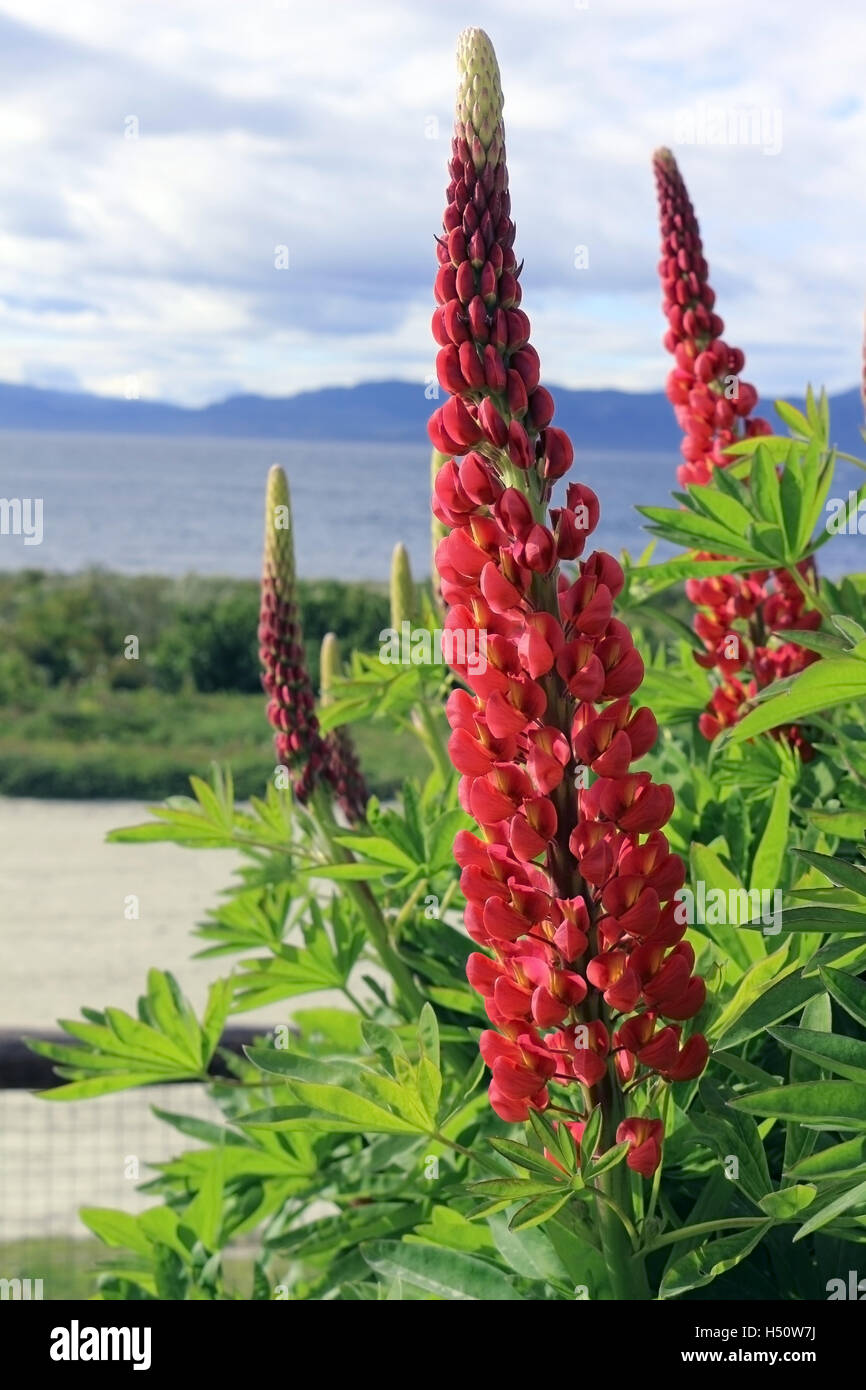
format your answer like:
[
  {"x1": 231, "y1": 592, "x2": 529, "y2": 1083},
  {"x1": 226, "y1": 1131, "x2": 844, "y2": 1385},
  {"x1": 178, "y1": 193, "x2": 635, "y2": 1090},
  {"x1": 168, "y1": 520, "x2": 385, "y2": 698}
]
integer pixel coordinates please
[
  {"x1": 431, "y1": 30, "x2": 708, "y2": 1291},
  {"x1": 653, "y1": 148, "x2": 820, "y2": 751}
]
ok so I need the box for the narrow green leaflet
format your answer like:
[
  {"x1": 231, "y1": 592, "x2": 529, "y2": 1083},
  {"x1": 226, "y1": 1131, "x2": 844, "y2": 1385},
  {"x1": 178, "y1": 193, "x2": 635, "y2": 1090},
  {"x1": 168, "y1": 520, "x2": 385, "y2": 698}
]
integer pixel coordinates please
[
  {"x1": 713, "y1": 972, "x2": 823, "y2": 1049},
  {"x1": 819, "y1": 967, "x2": 866, "y2": 1028},
  {"x1": 794, "y1": 851, "x2": 866, "y2": 898},
  {"x1": 749, "y1": 779, "x2": 790, "y2": 895},
  {"x1": 360, "y1": 1240, "x2": 523, "y2": 1300},
  {"x1": 758, "y1": 1185, "x2": 816, "y2": 1219},
  {"x1": 730, "y1": 1081, "x2": 866, "y2": 1130},
  {"x1": 659, "y1": 1222, "x2": 772, "y2": 1300},
  {"x1": 727, "y1": 657, "x2": 866, "y2": 743},
  {"x1": 786, "y1": 1136, "x2": 866, "y2": 1181},
  {"x1": 487, "y1": 1214, "x2": 570, "y2": 1284},
  {"x1": 783, "y1": 992, "x2": 832, "y2": 1176},
  {"x1": 769, "y1": 1026, "x2": 866, "y2": 1084},
  {"x1": 792, "y1": 1178, "x2": 866, "y2": 1243}
]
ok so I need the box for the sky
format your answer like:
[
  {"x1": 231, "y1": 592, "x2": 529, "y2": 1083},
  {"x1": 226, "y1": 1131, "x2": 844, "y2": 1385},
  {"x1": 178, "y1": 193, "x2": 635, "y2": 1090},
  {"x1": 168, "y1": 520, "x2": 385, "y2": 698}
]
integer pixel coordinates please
[{"x1": 0, "y1": 0, "x2": 864, "y2": 406}]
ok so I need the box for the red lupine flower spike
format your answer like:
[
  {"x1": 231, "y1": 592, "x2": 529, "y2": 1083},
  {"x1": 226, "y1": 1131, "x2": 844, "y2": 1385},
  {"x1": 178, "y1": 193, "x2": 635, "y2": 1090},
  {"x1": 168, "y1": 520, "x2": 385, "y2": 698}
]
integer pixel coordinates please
[
  {"x1": 653, "y1": 148, "x2": 819, "y2": 753},
  {"x1": 259, "y1": 466, "x2": 329, "y2": 804},
  {"x1": 431, "y1": 32, "x2": 709, "y2": 1178},
  {"x1": 320, "y1": 632, "x2": 368, "y2": 824}
]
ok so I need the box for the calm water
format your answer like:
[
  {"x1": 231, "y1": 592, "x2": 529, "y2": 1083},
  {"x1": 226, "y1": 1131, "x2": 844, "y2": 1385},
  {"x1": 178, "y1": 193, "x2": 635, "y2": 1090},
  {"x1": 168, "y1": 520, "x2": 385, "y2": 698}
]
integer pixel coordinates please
[
  {"x1": 0, "y1": 431, "x2": 681, "y2": 580},
  {"x1": 1, "y1": 428, "x2": 859, "y2": 580}
]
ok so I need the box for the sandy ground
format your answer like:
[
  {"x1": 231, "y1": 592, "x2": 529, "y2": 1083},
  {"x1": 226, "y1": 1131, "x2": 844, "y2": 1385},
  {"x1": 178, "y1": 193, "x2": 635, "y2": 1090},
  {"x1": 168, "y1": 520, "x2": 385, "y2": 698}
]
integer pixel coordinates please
[
  {"x1": 0, "y1": 798, "x2": 288, "y2": 1240},
  {"x1": 0, "y1": 797, "x2": 249, "y2": 1030}
]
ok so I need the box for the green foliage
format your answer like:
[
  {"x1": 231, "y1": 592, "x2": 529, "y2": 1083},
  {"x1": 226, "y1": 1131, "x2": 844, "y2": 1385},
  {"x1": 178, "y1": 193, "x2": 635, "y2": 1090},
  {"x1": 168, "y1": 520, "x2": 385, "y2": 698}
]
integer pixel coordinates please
[{"x1": 21, "y1": 392, "x2": 866, "y2": 1303}]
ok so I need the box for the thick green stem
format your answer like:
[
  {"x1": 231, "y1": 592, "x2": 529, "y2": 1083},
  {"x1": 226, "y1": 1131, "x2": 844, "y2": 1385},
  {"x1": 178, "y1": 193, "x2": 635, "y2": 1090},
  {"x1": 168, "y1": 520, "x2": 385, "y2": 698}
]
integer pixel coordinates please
[
  {"x1": 311, "y1": 787, "x2": 424, "y2": 1016},
  {"x1": 411, "y1": 701, "x2": 453, "y2": 783},
  {"x1": 641, "y1": 1216, "x2": 766, "y2": 1255},
  {"x1": 595, "y1": 1075, "x2": 652, "y2": 1300},
  {"x1": 788, "y1": 561, "x2": 832, "y2": 623}
]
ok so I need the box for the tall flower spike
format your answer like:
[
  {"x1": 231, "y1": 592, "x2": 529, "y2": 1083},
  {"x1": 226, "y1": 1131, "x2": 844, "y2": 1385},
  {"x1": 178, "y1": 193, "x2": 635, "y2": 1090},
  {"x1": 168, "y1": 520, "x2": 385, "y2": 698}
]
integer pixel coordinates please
[
  {"x1": 653, "y1": 148, "x2": 819, "y2": 752},
  {"x1": 259, "y1": 466, "x2": 329, "y2": 803},
  {"x1": 319, "y1": 632, "x2": 369, "y2": 824},
  {"x1": 390, "y1": 542, "x2": 417, "y2": 633},
  {"x1": 431, "y1": 32, "x2": 708, "y2": 1177}
]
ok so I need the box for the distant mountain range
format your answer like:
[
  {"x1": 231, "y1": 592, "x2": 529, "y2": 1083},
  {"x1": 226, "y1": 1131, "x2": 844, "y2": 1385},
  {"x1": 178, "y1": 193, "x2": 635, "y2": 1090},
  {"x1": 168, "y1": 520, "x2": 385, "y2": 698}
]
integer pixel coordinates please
[{"x1": 0, "y1": 378, "x2": 862, "y2": 453}]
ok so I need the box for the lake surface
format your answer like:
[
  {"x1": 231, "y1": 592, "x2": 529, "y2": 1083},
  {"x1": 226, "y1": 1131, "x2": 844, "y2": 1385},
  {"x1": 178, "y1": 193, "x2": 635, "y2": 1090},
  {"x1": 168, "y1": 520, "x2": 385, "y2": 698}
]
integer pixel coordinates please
[
  {"x1": 1, "y1": 430, "x2": 861, "y2": 580},
  {"x1": 0, "y1": 431, "x2": 684, "y2": 580}
]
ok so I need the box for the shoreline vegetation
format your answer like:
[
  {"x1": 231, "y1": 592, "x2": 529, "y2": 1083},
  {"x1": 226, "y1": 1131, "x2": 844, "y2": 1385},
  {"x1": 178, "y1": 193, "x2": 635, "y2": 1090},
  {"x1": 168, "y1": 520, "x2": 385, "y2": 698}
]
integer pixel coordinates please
[
  {"x1": 0, "y1": 567, "x2": 688, "y2": 800},
  {"x1": 0, "y1": 569, "x2": 423, "y2": 799}
]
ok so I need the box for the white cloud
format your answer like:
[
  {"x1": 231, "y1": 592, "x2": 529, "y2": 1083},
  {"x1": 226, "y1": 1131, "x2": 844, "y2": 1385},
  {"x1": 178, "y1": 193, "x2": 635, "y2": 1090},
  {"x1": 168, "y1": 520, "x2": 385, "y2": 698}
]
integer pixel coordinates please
[{"x1": 0, "y1": 0, "x2": 863, "y2": 404}]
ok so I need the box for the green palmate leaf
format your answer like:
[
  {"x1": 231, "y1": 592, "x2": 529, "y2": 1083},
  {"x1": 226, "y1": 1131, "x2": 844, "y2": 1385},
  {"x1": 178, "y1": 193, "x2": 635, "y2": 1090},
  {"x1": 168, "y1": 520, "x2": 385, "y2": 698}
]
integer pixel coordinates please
[
  {"x1": 786, "y1": 1136, "x2": 866, "y2": 1181},
  {"x1": 770, "y1": 1027, "x2": 866, "y2": 1084},
  {"x1": 526, "y1": 1106, "x2": 559, "y2": 1150},
  {"x1": 730, "y1": 1081, "x2": 866, "y2": 1129},
  {"x1": 239, "y1": 1104, "x2": 409, "y2": 1135},
  {"x1": 659, "y1": 1222, "x2": 772, "y2": 1300},
  {"x1": 409, "y1": 1206, "x2": 495, "y2": 1257},
  {"x1": 727, "y1": 656, "x2": 866, "y2": 743},
  {"x1": 360, "y1": 1240, "x2": 523, "y2": 1301},
  {"x1": 792, "y1": 1178, "x2": 866, "y2": 1242},
  {"x1": 416, "y1": 1057, "x2": 442, "y2": 1125},
  {"x1": 819, "y1": 967, "x2": 866, "y2": 1028}
]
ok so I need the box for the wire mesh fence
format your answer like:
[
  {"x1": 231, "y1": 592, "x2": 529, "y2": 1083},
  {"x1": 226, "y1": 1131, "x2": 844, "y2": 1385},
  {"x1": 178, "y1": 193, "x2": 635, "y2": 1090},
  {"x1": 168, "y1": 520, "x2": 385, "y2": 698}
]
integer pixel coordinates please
[{"x1": 0, "y1": 1030, "x2": 253, "y2": 1300}]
